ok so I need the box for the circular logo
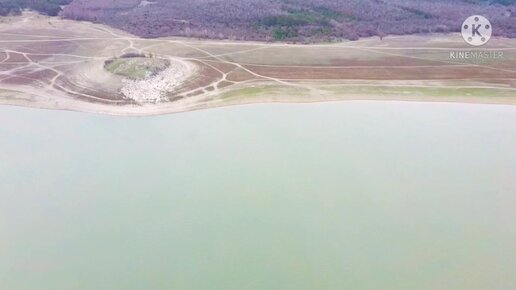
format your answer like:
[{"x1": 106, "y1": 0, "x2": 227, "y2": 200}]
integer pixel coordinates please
[{"x1": 461, "y1": 15, "x2": 492, "y2": 46}]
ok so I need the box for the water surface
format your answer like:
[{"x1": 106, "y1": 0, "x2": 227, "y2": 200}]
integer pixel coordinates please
[{"x1": 1, "y1": 102, "x2": 515, "y2": 290}]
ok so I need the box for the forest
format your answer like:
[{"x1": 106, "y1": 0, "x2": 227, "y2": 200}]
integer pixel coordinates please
[
  {"x1": 60, "y1": 0, "x2": 516, "y2": 41},
  {"x1": 1, "y1": 0, "x2": 515, "y2": 41},
  {"x1": 0, "y1": 0, "x2": 72, "y2": 16}
]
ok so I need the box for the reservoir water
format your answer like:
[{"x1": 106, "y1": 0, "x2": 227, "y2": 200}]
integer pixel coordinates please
[{"x1": 1, "y1": 102, "x2": 515, "y2": 290}]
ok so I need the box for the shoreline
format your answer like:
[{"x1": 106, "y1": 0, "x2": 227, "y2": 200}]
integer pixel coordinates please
[
  {"x1": 1, "y1": 13, "x2": 514, "y2": 116},
  {"x1": 1, "y1": 92, "x2": 515, "y2": 117}
]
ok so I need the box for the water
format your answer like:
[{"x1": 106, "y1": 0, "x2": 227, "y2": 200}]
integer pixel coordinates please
[{"x1": 1, "y1": 102, "x2": 515, "y2": 290}]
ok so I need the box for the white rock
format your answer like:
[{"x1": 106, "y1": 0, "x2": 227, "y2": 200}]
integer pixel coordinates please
[{"x1": 120, "y1": 60, "x2": 189, "y2": 104}]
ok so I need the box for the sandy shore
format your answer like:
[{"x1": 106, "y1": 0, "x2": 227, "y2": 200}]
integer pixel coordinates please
[{"x1": 1, "y1": 85, "x2": 515, "y2": 116}]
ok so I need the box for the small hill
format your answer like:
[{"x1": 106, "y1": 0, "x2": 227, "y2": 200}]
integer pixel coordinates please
[{"x1": 104, "y1": 54, "x2": 170, "y2": 80}]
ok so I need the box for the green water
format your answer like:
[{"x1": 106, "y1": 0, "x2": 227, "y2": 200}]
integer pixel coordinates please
[{"x1": 1, "y1": 102, "x2": 515, "y2": 290}]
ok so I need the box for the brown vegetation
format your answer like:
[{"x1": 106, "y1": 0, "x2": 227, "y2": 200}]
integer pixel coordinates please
[{"x1": 61, "y1": 0, "x2": 516, "y2": 41}]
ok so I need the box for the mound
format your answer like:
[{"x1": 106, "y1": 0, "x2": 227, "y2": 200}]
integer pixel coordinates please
[
  {"x1": 104, "y1": 55, "x2": 170, "y2": 80},
  {"x1": 117, "y1": 58, "x2": 196, "y2": 104}
]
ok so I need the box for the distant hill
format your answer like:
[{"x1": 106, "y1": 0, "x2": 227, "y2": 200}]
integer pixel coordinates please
[
  {"x1": 2, "y1": 0, "x2": 515, "y2": 41},
  {"x1": 0, "y1": 0, "x2": 72, "y2": 16}
]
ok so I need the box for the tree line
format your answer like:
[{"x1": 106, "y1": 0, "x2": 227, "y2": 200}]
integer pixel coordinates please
[{"x1": 0, "y1": 0, "x2": 73, "y2": 16}]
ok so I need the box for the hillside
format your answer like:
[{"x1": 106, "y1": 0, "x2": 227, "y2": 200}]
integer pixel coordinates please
[
  {"x1": 0, "y1": 0, "x2": 72, "y2": 16},
  {"x1": 60, "y1": 0, "x2": 516, "y2": 41},
  {"x1": 1, "y1": 0, "x2": 515, "y2": 41}
]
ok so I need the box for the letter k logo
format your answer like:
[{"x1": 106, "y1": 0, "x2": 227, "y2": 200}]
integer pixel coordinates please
[
  {"x1": 472, "y1": 24, "x2": 482, "y2": 37},
  {"x1": 461, "y1": 15, "x2": 492, "y2": 46}
]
